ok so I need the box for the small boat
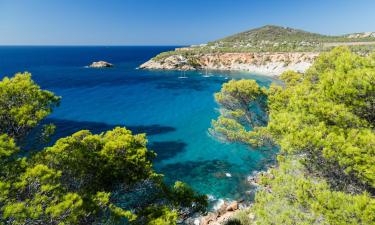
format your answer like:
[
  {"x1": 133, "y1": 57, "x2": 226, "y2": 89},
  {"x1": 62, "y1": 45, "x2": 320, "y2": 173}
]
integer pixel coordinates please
[
  {"x1": 202, "y1": 68, "x2": 212, "y2": 77},
  {"x1": 178, "y1": 70, "x2": 188, "y2": 79}
]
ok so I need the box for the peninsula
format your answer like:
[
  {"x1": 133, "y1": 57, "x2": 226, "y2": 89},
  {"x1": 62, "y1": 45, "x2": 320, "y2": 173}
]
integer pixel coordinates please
[{"x1": 140, "y1": 25, "x2": 375, "y2": 76}]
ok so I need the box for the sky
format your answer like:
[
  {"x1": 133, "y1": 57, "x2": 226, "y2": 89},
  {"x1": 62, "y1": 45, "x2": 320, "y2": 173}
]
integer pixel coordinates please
[{"x1": 1, "y1": 0, "x2": 375, "y2": 46}]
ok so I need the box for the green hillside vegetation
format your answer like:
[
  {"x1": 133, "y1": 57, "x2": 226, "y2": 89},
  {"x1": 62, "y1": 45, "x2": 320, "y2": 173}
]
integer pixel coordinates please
[
  {"x1": 1, "y1": 47, "x2": 374, "y2": 225},
  {"x1": 0, "y1": 73, "x2": 207, "y2": 225},
  {"x1": 151, "y1": 25, "x2": 375, "y2": 61},
  {"x1": 211, "y1": 25, "x2": 375, "y2": 50},
  {"x1": 212, "y1": 47, "x2": 375, "y2": 224}
]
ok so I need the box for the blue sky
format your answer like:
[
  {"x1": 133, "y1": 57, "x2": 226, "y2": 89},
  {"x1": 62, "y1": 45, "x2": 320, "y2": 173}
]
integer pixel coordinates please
[{"x1": 1, "y1": 0, "x2": 375, "y2": 45}]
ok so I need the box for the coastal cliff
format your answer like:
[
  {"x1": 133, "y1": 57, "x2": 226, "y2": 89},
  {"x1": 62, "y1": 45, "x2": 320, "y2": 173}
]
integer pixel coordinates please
[
  {"x1": 140, "y1": 25, "x2": 375, "y2": 76},
  {"x1": 140, "y1": 52, "x2": 318, "y2": 76}
]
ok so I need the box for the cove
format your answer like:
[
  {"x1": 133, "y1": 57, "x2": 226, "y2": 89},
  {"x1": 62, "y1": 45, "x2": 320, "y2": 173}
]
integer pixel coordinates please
[{"x1": 0, "y1": 46, "x2": 277, "y2": 204}]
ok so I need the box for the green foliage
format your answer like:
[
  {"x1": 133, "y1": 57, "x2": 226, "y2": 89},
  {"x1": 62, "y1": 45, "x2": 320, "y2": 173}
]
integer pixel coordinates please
[
  {"x1": 150, "y1": 25, "x2": 375, "y2": 64},
  {"x1": 0, "y1": 134, "x2": 18, "y2": 162},
  {"x1": 213, "y1": 47, "x2": 375, "y2": 224},
  {"x1": 168, "y1": 181, "x2": 208, "y2": 213},
  {"x1": 39, "y1": 123, "x2": 56, "y2": 143},
  {"x1": 268, "y1": 47, "x2": 375, "y2": 189},
  {"x1": 224, "y1": 218, "x2": 243, "y2": 225},
  {"x1": 138, "y1": 206, "x2": 177, "y2": 225},
  {"x1": 253, "y1": 158, "x2": 375, "y2": 225},
  {"x1": 231, "y1": 208, "x2": 254, "y2": 225},
  {"x1": 210, "y1": 79, "x2": 270, "y2": 146},
  {"x1": 212, "y1": 25, "x2": 375, "y2": 53},
  {"x1": 0, "y1": 73, "x2": 207, "y2": 224},
  {"x1": 279, "y1": 70, "x2": 303, "y2": 86},
  {"x1": 40, "y1": 128, "x2": 157, "y2": 192},
  {"x1": 0, "y1": 72, "x2": 60, "y2": 139},
  {"x1": 152, "y1": 51, "x2": 178, "y2": 61},
  {"x1": 1, "y1": 163, "x2": 86, "y2": 224}
]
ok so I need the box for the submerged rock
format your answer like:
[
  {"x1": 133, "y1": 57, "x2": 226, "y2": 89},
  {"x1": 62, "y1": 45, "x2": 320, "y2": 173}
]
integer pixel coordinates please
[{"x1": 89, "y1": 61, "x2": 113, "y2": 68}]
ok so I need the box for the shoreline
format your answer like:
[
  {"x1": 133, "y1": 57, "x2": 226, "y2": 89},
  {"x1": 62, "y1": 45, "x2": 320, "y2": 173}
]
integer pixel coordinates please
[
  {"x1": 183, "y1": 167, "x2": 275, "y2": 225},
  {"x1": 139, "y1": 52, "x2": 319, "y2": 76}
]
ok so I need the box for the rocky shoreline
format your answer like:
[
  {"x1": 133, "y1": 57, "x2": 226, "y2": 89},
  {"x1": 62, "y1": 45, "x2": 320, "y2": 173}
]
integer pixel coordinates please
[
  {"x1": 140, "y1": 52, "x2": 319, "y2": 76},
  {"x1": 183, "y1": 167, "x2": 275, "y2": 225}
]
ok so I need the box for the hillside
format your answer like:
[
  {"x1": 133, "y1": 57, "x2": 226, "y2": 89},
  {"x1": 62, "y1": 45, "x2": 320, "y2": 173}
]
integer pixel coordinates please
[
  {"x1": 204, "y1": 47, "x2": 375, "y2": 225},
  {"x1": 218, "y1": 25, "x2": 331, "y2": 42},
  {"x1": 207, "y1": 25, "x2": 375, "y2": 52},
  {"x1": 345, "y1": 31, "x2": 375, "y2": 39},
  {"x1": 140, "y1": 25, "x2": 375, "y2": 75}
]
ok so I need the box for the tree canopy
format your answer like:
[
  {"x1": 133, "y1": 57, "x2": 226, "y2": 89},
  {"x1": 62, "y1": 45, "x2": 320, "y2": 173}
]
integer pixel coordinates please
[
  {"x1": 212, "y1": 47, "x2": 375, "y2": 224},
  {"x1": 0, "y1": 72, "x2": 207, "y2": 225},
  {"x1": 209, "y1": 79, "x2": 269, "y2": 146},
  {"x1": 0, "y1": 72, "x2": 60, "y2": 140}
]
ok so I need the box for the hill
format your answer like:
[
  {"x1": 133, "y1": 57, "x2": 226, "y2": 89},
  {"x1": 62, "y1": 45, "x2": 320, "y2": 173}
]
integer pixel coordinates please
[
  {"x1": 215, "y1": 25, "x2": 375, "y2": 44},
  {"x1": 345, "y1": 31, "x2": 375, "y2": 39},
  {"x1": 203, "y1": 25, "x2": 375, "y2": 52},
  {"x1": 219, "y1": 25, "x2": 330, "y2": 42},
  {"x1": 141, "y1": 25, "x2": 375, "y2": 75}
]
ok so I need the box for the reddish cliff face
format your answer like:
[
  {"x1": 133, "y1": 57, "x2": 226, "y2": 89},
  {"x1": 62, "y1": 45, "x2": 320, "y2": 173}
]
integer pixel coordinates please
[{"x1": 140, "y1": 52, "x2": 319, "y2": 76}]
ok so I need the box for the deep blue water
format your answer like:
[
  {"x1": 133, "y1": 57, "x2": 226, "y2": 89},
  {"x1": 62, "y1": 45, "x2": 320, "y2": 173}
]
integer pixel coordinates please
[{"x1": 0, "y1": 46, "x2": 276, "y2": 203}]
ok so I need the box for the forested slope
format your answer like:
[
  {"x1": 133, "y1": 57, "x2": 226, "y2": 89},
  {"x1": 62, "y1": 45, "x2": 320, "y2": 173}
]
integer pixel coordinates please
[{"x1": 211, "y1": 47, "x2": 375, "y2": 224}]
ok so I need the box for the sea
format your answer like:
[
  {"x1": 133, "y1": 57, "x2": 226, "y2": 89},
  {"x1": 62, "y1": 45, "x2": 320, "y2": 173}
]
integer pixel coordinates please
[{"x1": 0, "y1": 46, "x2": 277, "y2": 206}]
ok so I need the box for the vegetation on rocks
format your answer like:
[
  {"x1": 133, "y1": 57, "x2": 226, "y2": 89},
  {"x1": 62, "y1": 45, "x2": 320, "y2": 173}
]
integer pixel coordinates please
[
  {"x1": 148, "y1": 25, "x2": 375, "y2": 68},
  {"x1": 211, "y1": 47, "x2": 375, "y2": 224},
  {"x1": 210, "y1": 25, "x2": 375, "y2": 53},
  {"x1": 0, "y1": 73, "x2": 208, "y2": 224},
  {"x1": 1, "y1": 45, "x2": 374, "y2": 225}
]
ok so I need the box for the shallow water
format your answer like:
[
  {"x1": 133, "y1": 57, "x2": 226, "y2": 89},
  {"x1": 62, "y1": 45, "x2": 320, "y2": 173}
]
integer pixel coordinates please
[{"x1": 0, "y1": 46, "x2": 277, "y2": 203}]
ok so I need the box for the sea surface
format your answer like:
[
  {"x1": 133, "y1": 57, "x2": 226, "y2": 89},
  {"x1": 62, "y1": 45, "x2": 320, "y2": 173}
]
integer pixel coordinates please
[{"x1": 0, "y1": 46, "x2": 276, "y2": 205}]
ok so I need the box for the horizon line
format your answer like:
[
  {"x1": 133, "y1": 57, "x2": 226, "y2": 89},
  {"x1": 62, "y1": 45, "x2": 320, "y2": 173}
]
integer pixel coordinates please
[{"x1": 0, "y1": 44, "x2": 187, "y2": 47}]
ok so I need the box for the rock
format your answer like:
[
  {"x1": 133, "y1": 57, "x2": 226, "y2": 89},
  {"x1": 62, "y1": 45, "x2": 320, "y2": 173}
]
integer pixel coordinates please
[
  {"x1": 198, "y1": 201, "x2": 248, "y2": 225},
  {"x1": 139, "y1": 55, "x2": 195, "y2": 70},
  {"x1": 226, "y1": 201, "x2": 238, "y2": 211},
  {"x1": 200, "y1": 212, "x2": 218, "y2": 225},
  {"x1": 217, "y1": 202, "x2": 228, "y2": 216},
  {"x1": 89, "y1": 61, "x2": 113, "y2": 68},
  {"x1": 245, "y1": 190, "x2": 253, "y2": 195},
  {"x1": 140, "y1": 52, "x2": 319, "y2": 76},
  {"x1": 183, "y1": 214, "x2": 202, "y2": 225}
]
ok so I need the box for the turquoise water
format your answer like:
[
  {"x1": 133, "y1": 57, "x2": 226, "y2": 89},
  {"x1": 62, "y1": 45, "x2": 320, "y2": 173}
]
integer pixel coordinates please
[{"x1": 0, "y1": 46, "x2": 276, "y2": 202}]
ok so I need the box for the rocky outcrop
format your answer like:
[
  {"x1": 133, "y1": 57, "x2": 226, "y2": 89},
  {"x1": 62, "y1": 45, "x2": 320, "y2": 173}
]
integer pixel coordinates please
[
  {"x1": 185, "y1": 200, "x2": 244, "y2": 225},
  {"x1": 226, "y1": 201, "x2": 238, "y2": 212},
  {"x1": 89, "y1": 61, "x2": 113, "y2": 68},
  {"x1": 346, "y1": 32, "x2": 375, "y2": 39},
  {"x1": 140, "y1": 52, "x2": 319, "y2": 76},
  {"x1": 199, "y1": 201, "x2": 237, "y2": 225},
  {"x1": 184, "y1": 167, "x2": 277, "y2": 225},
  {"x1": 140, "y1": 55, "x2": 194, "y2": 70}
]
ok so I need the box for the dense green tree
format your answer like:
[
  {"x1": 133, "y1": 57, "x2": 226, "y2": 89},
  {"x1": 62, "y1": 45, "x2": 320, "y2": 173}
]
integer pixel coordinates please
[
  {"x1": 39, "y1": 128, "x2": 157, "y2": 193},
  {"x1": 0, "y1": 73, "x2": 207, "y2": 224},
  {"x1": 266, "y1": 47, "x2": 375, "y2": 190},
  {"x1": 253, "y1": 157, "x2": 375, "y2": 225},
  {"x1": 209, "y1": 79, "x2": 269, "y2": 146},
  {"x1": 0, "y1": 72, "x2": 60, "y2": 140},
  {"x1": 212, "y1": 47, "x2": 375, "y2": 224}
]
